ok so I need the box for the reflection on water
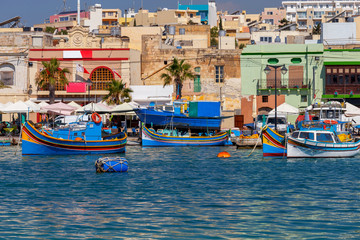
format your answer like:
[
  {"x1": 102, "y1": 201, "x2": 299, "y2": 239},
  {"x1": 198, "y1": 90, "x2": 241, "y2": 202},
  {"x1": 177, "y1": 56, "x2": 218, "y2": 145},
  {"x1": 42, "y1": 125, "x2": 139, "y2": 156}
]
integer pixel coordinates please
[{"x1": 0, "y1": 146, "x2": 359, "y2": 238}]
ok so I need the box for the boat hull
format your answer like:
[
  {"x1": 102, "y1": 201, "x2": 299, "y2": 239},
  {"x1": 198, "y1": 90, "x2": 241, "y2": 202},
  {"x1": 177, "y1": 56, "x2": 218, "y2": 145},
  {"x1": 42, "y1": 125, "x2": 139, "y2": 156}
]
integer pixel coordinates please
[
  {"x1": 22, "y1": 121, "x2": 127, "y2": 155},
  {"x1": 136, "y1": 109, "x2": 223, "y2": 129},
  {"x1": 287, "y1": 137, "x2": 360, "y2": 158},
  {"x1": 141, "y1": 126, "x2": 228, "y2": 147},
  {"x1": 262, "y1": 125, "x2": 286, "y2": 157}
]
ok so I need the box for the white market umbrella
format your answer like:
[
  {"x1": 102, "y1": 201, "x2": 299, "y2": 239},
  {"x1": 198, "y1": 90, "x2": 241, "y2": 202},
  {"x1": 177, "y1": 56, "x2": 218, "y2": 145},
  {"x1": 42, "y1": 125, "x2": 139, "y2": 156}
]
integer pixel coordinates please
[
  {"x1": 38, "y1": 101, "x2": 49, "y2": 107},
  {"x1": 111, "y1": 102, "x2": 136, "y2": 115},
  {"x1": 67, "y1": 101, "x2": 82, "y2": 109},
  {"x1": 3, "y1": 101, "x2": 38, "y2": 113},
  {"x1": 75, "y1": 102, "x2": 112, "y2": 113},
  {"x1": 345, "y1": 102, "x2": 360, "y2": 117},
  {"x1": 42, "y1": 102, "x2": 77, "y2": 115},
  {"x1": 269, "y1": 103, "x2": 299, "y2": 115},
  {"x1": 25, "y1": 100, "x2": 41, "y2": 113}
]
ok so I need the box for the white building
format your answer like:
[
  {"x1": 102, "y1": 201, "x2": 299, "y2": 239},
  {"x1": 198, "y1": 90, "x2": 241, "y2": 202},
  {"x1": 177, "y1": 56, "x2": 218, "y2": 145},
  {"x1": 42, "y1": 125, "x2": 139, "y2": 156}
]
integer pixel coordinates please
[{"x1": 283, "y1": 0, "x2": 360, "y2": 22}]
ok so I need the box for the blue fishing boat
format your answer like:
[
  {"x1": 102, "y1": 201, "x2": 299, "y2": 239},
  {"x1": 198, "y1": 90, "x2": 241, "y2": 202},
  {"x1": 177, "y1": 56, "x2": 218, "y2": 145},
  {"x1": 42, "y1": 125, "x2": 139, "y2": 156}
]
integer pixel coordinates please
[
  {"x1": 287, "y1": 121, "x2": 360, "y2": 158},
  {"x1": 22, "y1": 113, "x2": 127, "y2": 155},
  {"x1": 136, "y1": 101, "x2": 230, "y2": 130},
  {"x1": 141, "y1": 125, "x2": 229, "y2": 147}
]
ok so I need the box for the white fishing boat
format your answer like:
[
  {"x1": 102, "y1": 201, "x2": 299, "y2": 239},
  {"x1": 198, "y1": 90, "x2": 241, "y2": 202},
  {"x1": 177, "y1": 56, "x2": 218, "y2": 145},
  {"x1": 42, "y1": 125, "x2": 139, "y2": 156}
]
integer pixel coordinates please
[{"x1": 287, "y1": 123, "x2": 360, "y2": 158}]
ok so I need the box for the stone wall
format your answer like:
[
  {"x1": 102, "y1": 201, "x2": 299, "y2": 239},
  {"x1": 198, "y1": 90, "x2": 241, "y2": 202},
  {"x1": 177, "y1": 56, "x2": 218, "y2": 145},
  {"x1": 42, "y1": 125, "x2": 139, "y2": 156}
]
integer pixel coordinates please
[{"x1": 141, "y1": 34, "x2": 242, "y2": 117}]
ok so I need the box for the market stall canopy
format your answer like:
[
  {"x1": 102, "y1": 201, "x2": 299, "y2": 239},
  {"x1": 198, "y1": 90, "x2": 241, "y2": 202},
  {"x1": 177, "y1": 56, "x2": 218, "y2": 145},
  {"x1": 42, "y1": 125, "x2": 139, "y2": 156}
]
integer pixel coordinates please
[
  {"x1": 67, "y1": 101, "x2": 82, "y2": 109},
  {"x1": 345, "y1": 102, "x2": 360, "y2": 117},
  {"x1": 269, "y1": 103, "x2": 299, "y2": 115},
  {"x1": 3, "y1": 101, "x2": 39, "y2": 113},
  {"x1": 42, "y1": 102, "x2": 77, "y2": 115},
  {"x1": 111, "y1": 102, "x2": 137, "y2": 115},
  {"x1": 38, "y1": 101, "x2": 49, "y2": 107},
  {"x1": 75, "y1": 102, "x2": 112, "y2": 113},
  {"x1": 25, "y1": 100, "x2": 41, "y2": 112}
]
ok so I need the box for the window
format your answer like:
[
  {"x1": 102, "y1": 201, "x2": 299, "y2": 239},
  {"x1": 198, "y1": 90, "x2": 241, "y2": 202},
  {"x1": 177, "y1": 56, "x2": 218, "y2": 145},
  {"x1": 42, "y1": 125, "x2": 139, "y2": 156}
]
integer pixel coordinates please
[
  {"x1": 301, "y1": 95, "x2": 307, "y2": 102},
  {"x1": 267, "y1": 12, "x2": 273, "y2": 15},
  {"x1": 194, "y1": 75, "x2": 201, "y2": 92},
  {"x1": 291, "y1": 131, "x2": 299, "y2": 138},
  {"x1": 59, "y1": 16, "x2": 69, "y2": 22},
  {"x1": 262, "y1": 96, "x2": 268, "y2": 102},
  {"x1": 215, "y1": 66, "x2": 224, "y2": 83},
  {"x1": 316, "y1": 133, "x2": 334, "y2": 143},
  {"x1": 90, "y1": 67, "x2": 114, "y2": 90},
  {"x1": 108, "y1": 12, "x2": 114, "y2": 16},
  {"x1": 194, "y1": 67, "x2": 201, "y2": 73},
  {"x1": 178, "y1": 14, "x2": 181, "y2": 18},
  {"x1": 0, "y1": 63, "x2": 15, "y2": 86},
  {"x1": 102, "y1": 13, "x2": 105, "y2": 17},
  {"x1": 268, "y1": 37, "x2": 272, "y2": 43},
  {"x1": 190, "y1": 14, "x2": 193, "y2": 18},
  {"x1": 299, "y1": 132, "x2": 314, "y2": 140}
]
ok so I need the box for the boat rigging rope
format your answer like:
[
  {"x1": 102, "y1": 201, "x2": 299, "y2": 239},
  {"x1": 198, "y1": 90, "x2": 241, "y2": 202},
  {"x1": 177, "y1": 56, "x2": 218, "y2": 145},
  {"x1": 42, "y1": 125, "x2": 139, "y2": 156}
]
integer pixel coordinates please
[{"x1": 247, "y1": 128, "x2": 263, "y2": 157}]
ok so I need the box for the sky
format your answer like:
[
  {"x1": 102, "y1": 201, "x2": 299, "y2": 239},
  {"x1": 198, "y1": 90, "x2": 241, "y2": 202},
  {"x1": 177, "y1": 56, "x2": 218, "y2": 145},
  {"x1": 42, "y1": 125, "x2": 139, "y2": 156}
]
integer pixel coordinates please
[{"x1": 0, "y1": 0, "x2": 283, "y2": 27}]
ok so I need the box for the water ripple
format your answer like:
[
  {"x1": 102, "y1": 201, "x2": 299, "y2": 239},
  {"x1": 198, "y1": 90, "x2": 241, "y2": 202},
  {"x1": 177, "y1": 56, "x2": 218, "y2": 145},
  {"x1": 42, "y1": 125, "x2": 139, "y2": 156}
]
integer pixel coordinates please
[{"x1": 0, "y1": 146, "x2": 359, "y2": 238}]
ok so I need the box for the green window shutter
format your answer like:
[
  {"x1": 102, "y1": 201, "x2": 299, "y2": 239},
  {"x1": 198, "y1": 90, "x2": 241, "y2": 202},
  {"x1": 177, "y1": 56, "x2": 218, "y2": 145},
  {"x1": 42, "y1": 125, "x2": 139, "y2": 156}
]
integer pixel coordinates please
[{"x1": 194, "y1": 75, "x2": 201, "y2": 92}]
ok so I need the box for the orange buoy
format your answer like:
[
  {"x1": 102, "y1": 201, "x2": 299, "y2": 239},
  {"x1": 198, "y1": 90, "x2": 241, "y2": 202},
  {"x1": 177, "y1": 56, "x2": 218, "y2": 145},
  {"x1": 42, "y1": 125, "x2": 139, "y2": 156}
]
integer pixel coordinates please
[
  {"x1": 75, "y1": 137, "x2": 83, "y2": 141},
  {"x1": 217, "y1": 151, "x2": 231, "y2": 158}
]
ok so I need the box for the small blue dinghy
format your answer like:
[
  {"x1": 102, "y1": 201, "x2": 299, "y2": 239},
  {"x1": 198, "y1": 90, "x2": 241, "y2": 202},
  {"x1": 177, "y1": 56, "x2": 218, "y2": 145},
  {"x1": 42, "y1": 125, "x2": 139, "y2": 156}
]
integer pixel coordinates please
[{"x1": 95, "y1": 157, "x2": 128, "y2": 173}]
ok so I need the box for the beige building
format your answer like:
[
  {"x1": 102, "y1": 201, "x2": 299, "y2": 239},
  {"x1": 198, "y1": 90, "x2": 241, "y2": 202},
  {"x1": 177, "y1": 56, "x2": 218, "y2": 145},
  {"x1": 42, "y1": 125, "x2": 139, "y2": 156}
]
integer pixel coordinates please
[
  {"x1": 27, "y1": 26, "x2": 140, "y2": 103},
  {"x1": 133, "y1": 9, "x2": 201, "y2": 27},
  {"x1": 141, "y1": 34, "x2": 242, "y2": 128},
  {"x1": 0, "y1": 29, "x2": 53, "y2": 103}
]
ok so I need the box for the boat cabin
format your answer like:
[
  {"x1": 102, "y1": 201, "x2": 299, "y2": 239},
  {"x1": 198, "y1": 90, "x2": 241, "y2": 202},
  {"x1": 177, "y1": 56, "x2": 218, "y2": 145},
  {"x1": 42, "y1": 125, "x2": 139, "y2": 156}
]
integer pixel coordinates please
[{"x1": 291, "y1": 130, "x2": 340, "y2": 143}]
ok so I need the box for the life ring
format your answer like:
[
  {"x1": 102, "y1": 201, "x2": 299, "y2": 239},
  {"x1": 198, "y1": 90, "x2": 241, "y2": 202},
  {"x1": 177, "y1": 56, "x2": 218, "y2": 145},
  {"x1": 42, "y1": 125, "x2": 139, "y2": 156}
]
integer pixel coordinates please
[
  {"x1": 91, "y1": 112, "x2": 101, "y2": 124},
  {"x1": 324, "y1": 120, "x2": 338, "y2": 125}
]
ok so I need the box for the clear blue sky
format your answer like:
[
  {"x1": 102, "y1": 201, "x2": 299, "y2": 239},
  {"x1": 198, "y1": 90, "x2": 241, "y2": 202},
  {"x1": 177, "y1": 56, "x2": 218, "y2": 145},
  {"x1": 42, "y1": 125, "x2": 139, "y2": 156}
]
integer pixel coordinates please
[{"x1": 0, "y1": 0, "x2": 282, "y2": 27}]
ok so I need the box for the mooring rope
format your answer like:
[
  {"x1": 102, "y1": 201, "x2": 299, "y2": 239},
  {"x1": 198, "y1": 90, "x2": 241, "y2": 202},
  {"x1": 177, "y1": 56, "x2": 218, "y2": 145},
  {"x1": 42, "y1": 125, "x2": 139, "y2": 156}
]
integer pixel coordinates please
[{"x1": 247, "y1": 128, "x2": 263, "y2": 157}]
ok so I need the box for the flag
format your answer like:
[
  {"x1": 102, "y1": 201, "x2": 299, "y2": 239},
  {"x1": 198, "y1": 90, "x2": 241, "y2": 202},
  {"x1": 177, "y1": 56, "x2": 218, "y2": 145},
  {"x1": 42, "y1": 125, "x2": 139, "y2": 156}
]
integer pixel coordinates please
[
  {"x1": 76, "y1": 64, "x2": 89, "y2": 74},
  {"x1": 113, "y1": 69, "x2": 121, "y2": 79}
]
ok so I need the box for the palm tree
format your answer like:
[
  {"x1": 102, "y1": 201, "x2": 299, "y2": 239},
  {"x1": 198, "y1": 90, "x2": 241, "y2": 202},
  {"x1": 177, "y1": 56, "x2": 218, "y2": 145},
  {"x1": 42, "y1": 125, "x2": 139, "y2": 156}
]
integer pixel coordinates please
[
  {"x1": 161, "y1": 58, "x2": 195, "y2": 99},
  {"x1": 35, "y1": 58, "x2": 70, "y2": 104},
  {"x1": 103, "y1": 79, "x2": 133, "y2": 105}
]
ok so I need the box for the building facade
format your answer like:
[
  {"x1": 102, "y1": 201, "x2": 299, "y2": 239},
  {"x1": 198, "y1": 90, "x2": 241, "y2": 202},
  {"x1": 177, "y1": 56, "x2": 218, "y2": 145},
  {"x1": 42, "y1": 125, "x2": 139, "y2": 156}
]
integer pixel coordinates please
[
  {"x1": 241, "y1": 44, "x2": 324, "y2": 123},
  {"x1": 323, "y1": 48, "x2": 360, "y2": 105},
  {"x1": 283, "y1": 0, "x2": 360, "y2": 32},
  {"x1": 27, "y1": 26, "x2": 135, "y2": 103}
]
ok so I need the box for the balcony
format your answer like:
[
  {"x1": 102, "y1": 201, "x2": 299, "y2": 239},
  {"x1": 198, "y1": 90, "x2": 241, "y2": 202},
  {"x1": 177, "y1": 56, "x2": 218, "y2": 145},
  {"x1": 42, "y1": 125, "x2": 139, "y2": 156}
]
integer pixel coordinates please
[
  {"x1": 257, "y1": 79, "x2": 310, "y2": 95},
  {"x1": 325, "y1": 84, "x2": 360, "y2": 96},
  {"x1": 298, "y1": 25, "x2": 308, "y2": 30}
]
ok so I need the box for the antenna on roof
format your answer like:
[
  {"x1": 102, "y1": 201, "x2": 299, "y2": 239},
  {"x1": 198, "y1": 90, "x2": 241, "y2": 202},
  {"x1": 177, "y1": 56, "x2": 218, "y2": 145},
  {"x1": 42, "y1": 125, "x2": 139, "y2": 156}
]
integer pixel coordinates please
[{"x1": 63, "y1": 0, "x2": 67, "y2": 12}]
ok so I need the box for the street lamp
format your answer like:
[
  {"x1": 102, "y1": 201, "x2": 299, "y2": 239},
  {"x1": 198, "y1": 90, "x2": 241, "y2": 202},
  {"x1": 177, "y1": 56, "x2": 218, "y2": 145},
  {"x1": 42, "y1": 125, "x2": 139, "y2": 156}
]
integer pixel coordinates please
[
  {"x1": 85, "y1": 78, "x2": 92, "y2": 104},
  {"x1": 264, "y1": 64, "x2": 288, "y2": 131}
]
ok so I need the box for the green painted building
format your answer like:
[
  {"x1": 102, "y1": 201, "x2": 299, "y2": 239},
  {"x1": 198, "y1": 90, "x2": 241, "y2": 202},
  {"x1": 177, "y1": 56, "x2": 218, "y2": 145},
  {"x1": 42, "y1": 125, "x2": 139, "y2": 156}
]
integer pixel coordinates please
[
  {"x1": 323, "y1": 49, "x2": 360, "y2": 105},
  {"x1": 241, "y1": 44, "x2": 324, "y2": 122}
]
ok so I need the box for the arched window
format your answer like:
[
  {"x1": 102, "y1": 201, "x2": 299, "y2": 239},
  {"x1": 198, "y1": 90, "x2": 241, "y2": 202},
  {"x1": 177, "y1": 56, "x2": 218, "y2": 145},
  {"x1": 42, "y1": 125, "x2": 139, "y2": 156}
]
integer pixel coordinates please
[
  {"x1": 0, "y1": 63, "x2": 15, "y2": 86},
  {"x1": 90, "y1": 67, "x2": 114, "y2": 90}
]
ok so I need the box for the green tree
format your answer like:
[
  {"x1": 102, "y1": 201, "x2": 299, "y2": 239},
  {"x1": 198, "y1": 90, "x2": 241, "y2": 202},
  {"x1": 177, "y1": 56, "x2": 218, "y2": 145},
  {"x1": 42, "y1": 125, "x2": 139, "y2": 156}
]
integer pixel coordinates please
[
  {"x1": 313, "y1": 24, "x2": 321, "y2": 35},
  {"x1": 35, "y1": 58, "x2": 70, "y2": 104},
  {"x1": 45, "y1": 26, "x2": 56, "y2": 34},
  {"x1": 103, "y1": 79, "x2": 133, "y2": 105},
  {"x1": 219, "y1": 17, "x2": 223, "y2": 30},
  {"x1": 161, "y1": 58, "x2": 195, "y2": 100},
  {"x1": 210, "y1": 26, "x2": 219, "y2": 47},
  {"x1": 0, "y1": 81, "x2": 10, "y2": 89},
  {"x1": 279, "y1": 18, "x2": 290, "y2": 28}
]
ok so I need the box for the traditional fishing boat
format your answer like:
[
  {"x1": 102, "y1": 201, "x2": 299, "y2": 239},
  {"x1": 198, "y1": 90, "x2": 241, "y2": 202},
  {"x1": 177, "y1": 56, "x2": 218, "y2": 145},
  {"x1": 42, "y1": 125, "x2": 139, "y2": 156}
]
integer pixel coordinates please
[
  {"x1": 141, "y1": 125, "x2": 229, "y2": 147},
  {"x1": 136, "y1": 101, "x2": 230, "y2": 130},
  {"x1": 287, "y1": 123, "x2": 360, "y2": 158},
  {"x1": 22, "y1": 113, "x2": 127, "y2": 155},
  {"x1": 262, "y1": 125, "x2": 286, "y2": 157}
]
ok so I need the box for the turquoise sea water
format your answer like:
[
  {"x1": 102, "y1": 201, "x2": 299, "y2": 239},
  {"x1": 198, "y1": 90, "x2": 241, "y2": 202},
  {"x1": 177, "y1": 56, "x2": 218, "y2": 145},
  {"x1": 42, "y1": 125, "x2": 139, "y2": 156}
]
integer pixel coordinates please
[{"x1": 0, "y1": 145, "x2": 360, "y2": 239}]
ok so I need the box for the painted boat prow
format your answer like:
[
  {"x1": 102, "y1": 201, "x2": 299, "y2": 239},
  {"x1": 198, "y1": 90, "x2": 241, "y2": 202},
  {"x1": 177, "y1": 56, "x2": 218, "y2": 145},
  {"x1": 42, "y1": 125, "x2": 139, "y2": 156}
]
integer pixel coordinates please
[{"x1": 262, "y1": 125, "x2": 286, "y2": 157}]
